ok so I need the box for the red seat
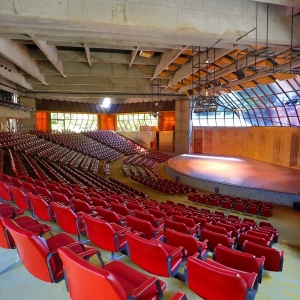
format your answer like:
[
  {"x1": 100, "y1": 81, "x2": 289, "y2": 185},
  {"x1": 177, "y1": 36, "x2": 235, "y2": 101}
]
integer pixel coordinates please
[
  {"x1": 27, "y1": 193, "x2": 55, "y2": 221},
  {"x1": 95, "y1": 206, "x2": 126, "y2": 226},
  {"x1": 200, "y1": 228, "x2": 236, "y2": 252},
  {"x1": 247, "y1": 230, "x2": 274, "y2": 245},
  {"x1": 0, "y1": 181, "x2": 13, "y2": 202},
  {"x1": 174, "y1": 215, "x2": 201, "y2": 232},
  {"x1": 50, "y1": 202, "x2": 87, "y2": 242},
  {"x1": 204, "y1": 223, "x2": 233, "y2": 237},
  {"x1": 71, "y1": 198, "x2": 95, "y2": 215},
  {"x1": 165, "y1": 218, "x2": 197, "y2": 237},
  {"x1": 83, "y1": 214, "x2": 130, "y2": 260},
  {"x1": 165, "y1": 228, "x2": 208, "y2": 259},
  {"x1": 185, "y1": 254, "x2": 256, "y2": 300},
  {"x1": 110, "y1": 202, "x2": 133, "y2": 217},
  {"x1": 58, "y1": 246, "x2": 166, "y2": 300},
  {"x1": 125, "y1": 231, "x2": 186, "y2": 278},
  {"x1": 9, "y1": 187, "x2": 31, "y2": 211},
  {"x1": 3, "y1": 219, "x2": 100, "y2": 283},
  {"x1": 0, "y1": 203, "x2": 24, "y2": 219},
  {"x1": 238, "y1": 233, "x2": 271, "y2": 250},
  {"x1": 51, "y1": 191, "x2": 70, "y2": 205},
  {"x1": 126, "y1": 215, "x2": 164, "y2": 240},
  {"x1": 35, "y1": 186, "x2": 52, "y2": 201},
  {"x1": 243, "y1": 240, "x2": 284, "y2": 272},
  {"x1": 213, "y1": 243, "x2": 265, "y2": 283},
  {"x1": 134, "y1": 209, "x2": 164, "y2": 228}
]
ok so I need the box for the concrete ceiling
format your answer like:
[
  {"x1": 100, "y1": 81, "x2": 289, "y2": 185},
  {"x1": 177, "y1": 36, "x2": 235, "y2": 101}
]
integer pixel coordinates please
[{"x1": 0, "y1": 0, "x2": 299, "y2": 103}]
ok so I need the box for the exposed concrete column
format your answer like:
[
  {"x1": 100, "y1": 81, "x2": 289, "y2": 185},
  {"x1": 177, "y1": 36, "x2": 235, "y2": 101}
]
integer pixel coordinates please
[
  {"x1": 175, "y1": 99, "x2": 192, "y2": 154},
  {"x1": 0, "y1": 117, "x2": 8, "y2": 132},
  {"x1": 19, "y1": 97, "x2": 36, "y2": 133}
]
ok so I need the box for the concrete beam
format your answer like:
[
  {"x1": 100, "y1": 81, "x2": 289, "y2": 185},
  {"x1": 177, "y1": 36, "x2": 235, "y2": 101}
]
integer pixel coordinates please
[
  {"x1": 0, "y1": 68, "x2": 33, "y2": 90},
  {"x1": 0, "y1": 38, "x2": 47, "y2": 84},
  {"x1": 129, "y1": 47, "x2": 140, "y2": 70},
  {"x1": 31, "y1": 84, "x2": 176, "y2": 94},
  {"x1": 29, "y1": 49, "x2": 160, "y2": 65},
  {"x1": 29, "y1": 34, "x2": 66, "y2": 78},
  {"x1": 19, "y1": 61, "x2": 157, "y2": 78},
  {"x1": 26, "y1": 75, "x2": 169, "y2": 87},
  {"x1": 151, "y1": 46, "x2": 189, "y2": 80},
  {"x1": 0, "y1": 78, "x2": 20, "y2": 94},
  {"x1": 250, "y1": 0, "x2": 300, "y2": 8},
  {"x1": 83, "y1": 43, "x2": 92, "y2": 68},
  {"x1": 286, "y1": 6, "x2": 300, "y2": 16}
]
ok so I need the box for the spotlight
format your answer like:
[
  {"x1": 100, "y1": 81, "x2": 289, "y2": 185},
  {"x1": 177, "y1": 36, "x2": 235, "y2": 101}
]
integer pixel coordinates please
[
  {"x1": 204, "y1": 57, "x2": 210, "y2": 64},
  {"x1": 234, "y1": 69, "x2": 245, "y2": 80}
]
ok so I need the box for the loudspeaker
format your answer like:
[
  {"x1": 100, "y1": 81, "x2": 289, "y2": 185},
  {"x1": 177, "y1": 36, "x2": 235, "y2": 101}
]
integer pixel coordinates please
[
  {"x1": 235, "y1": 70, "x2": 245, "y2": 80},
  {"x1": 187, "y1": 89, "x2": 193, "y2": 96},
  {"x1": 293, "y1": 201, "x2": 300, "y2": 211}
]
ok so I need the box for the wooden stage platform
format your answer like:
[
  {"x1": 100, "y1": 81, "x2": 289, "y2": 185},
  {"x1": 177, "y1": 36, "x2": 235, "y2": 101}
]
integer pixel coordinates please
[{"x1": 165, "y1": 154, "x2": 300, "y2": 207}]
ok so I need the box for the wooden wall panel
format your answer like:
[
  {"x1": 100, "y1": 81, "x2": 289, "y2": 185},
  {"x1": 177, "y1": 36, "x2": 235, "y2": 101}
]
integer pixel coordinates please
[{"x1": 193, "y1": 126, "x2": 300, "y2": 168}]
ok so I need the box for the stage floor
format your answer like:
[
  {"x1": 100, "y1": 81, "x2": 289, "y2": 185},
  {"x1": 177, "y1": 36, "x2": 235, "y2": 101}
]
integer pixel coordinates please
[{"x1": 166, "y1": 154, "x2": 300, "y2": 195}]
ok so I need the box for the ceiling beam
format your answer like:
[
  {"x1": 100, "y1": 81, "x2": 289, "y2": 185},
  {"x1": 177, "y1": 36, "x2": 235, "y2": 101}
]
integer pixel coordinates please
[
  {"x1": 0, "y1": 38, "x2": 47, "y2": 85},
  {"x1": 129, "y1": 47, "x2": 140, "y2": 70},
  {"x1": 0, "y1": 68, "x2": 32, "y2": 90},
  {"x1": 169, "y1": 47, "x2": 243, "y2": 88},
  {"x1": 151, "y1": 46, "x2": 189, "y2": 80},
  {"x1": 0, "y1": 77, "x2": 20, "y2": 94},
  {"x1": 286, "y1": 6, "x2": 300, "y2": 16},
  {"x1": 250, "y1": 0, "x2": 300, "y2": 8},
  {"x1": 28, "y1": 34, "x2": 66, "y2": 78},
  {"x1": 83, "y1": 43, "x2": 92, "y2": 68}
]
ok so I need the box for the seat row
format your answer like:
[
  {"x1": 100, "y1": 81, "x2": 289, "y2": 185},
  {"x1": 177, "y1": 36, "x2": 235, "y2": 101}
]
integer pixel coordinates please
[{"x1": 188, "y1": 193, "x2": 274, "y2": 217}]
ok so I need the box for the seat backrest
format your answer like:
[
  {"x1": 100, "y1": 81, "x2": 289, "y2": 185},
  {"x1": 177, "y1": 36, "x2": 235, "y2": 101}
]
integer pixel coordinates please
[
  {"x1": 134, "y1": 210, "x2": 157, "y2": 227},
  {"x1": 46, "y1": 183, "x2": 60, "y2": 193},
  {"x1": 218, "y1": 222, "x2": 237, "y2": 236},
  {"x1": 91, "y1": 197, "x2": 109, "y2": 208},
  {"x1": 71, "y1": 198, "x2": 92, "y2": 214},
  {"x1": 73, "y1": 191, "x2": 89, "y2": 202},
  {"x1": 58, "y1": 247, "x2": 127, "y2": 300},
  {"x1": 60, "y1": 187, "x2": 73, "y2": 199},
  {"x1": 125, "y1": 231, "x2": 169, "y2": 277},
  {"x1": 0, "y1": 215, "x2": 12, "y2": 248},
  {"x1": 0, "y1": 181, "x2": 12, "y2": 202},
  {"x1": 22, "y1": 182, "x2": 36, "y2": 194},
  {"x1": 51, "y1": 191, "x2": 69, "y2": 205},
  {"x1": 9, "y1": 186, "x2": 31, "y2": 210},
  {"x1": 50, "y1": 202, "x2": 79, "y2": 234},
  {"x1": 11, "y1": 177, "x2": 23, "y2": 188},
  {"x1": 186, "y1": 256, "x2": 248, "y2": 300},
  {"x1": 95, "y1": 207, "x2": 122, "y2": 224},
  {"x1": 238, "y1": 233, "x2": 269, "y2": 249},
  {"x1": 83, "y1": 214, "x2": 117, "y2": 252},
  {"x1": 35, "y1": 186, "x2": 51, "y2": 200},
  {"x1": 243, "y1": 240, "x2": 283, "y2": 271},
  {"x1": 165, "y1": 219, "x2": 190, "y2": 235},
  {"x1": 2, "y1": 219, "x2": 52, "y2": 282},
  {"x1": 247, "y1": 230, "x2": 270, "y2": 242},
  {"x1": 165, "y1": 228, "x2": 198, "y2": 257},
  {"x1": 174, "y1": 215, "x2": 196, "y2": 228},
  {"x1": 200, "y1": 228, "x2": 231, "y2": 251},
  {"x1": 27, "y1": 193, "x2": 54, "y2": 221},
  {"x1": 126, "y1": 215, "x2": 154, "y2": 239},
  {"x1": 148, "y1": 208, "x2": 167, "y2": 218},
  {"x1": 35, "y1": 180, "x2": 47, "y2": 188},
  {"x1": 214, "y1": 244, "x2": 260, "y2": 274},
  {"x1": 110, "y1": 202, "x2": 130, "y2": 216},
  {"x1": 204, "y1": 223, "x2": 228, "y2": 235}
]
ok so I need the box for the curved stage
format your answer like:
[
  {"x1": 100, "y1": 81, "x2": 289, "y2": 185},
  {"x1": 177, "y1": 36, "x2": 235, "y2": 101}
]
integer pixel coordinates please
[{"x1": 166, "y1": 154, "x2": 300, "y2": 207}]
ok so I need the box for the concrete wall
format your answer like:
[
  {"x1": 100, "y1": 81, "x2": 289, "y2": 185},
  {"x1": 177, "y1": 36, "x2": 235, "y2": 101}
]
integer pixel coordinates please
[
  {"x1": 118, "y1": 131, "x2": 153, "y2": 149},
  {"x1": 19, "y1": 97, "x2": 36, "y2": 133},
  {"x1": 193, "y1": 126, "x2": 300, "y2": 168},
  {"x1": 175, "y1": 99, "x2": 192, "y2": 154}
]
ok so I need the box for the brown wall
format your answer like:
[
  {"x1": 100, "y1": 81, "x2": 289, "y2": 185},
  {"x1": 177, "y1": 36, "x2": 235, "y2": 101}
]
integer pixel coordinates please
[{"x1": 193, "y1": 126, "x2": 300, "y2": 168}]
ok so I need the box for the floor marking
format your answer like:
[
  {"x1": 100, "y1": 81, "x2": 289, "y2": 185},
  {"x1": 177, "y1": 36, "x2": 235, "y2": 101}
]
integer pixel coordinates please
[
  {"x1": 283, "y1": 273, "x2": 298, "y2": 280},
  {"x1": 283, "y1": 292, "x2": 300, "y2": 299},
  {"x1": 284, "y1": 268, "x2": 297, "y2": 273},
  {"x1": 283, "y1": 282, "x2": 299, "y2": 289}
]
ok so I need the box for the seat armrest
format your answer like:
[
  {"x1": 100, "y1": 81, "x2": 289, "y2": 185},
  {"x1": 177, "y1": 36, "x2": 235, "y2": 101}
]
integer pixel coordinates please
[
  {"x1": 130, "y1": 277, "x2": 163, "y2": 300},
  {"x1": 169, "y1": 246, "x2": 185, "y2": 258},
  {"x1": 247, "y1": 272, "x2": 257, "y2": 289}
]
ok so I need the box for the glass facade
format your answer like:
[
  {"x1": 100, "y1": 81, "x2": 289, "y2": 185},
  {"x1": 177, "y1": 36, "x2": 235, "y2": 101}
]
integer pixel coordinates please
[
  {"x1": 50, "y1": 113, "x2": 97, "y2": 132},
  {"x1": 192, "y1": 76, "x2": 300, "y2": 127},
  {"x1": 117, "y1": 113, "x2": 158, "y2": 131}
]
